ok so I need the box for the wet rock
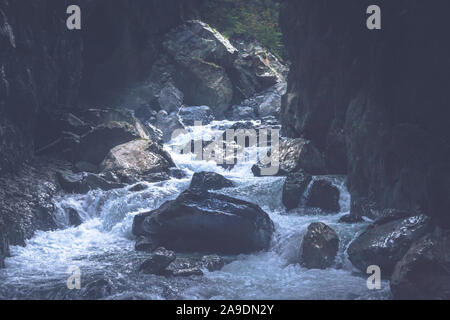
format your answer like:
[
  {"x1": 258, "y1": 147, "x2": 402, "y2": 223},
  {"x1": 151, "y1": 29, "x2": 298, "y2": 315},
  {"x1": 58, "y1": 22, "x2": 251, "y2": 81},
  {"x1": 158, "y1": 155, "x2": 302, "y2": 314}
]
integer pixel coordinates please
[
  {"x1": 163, "y1": 20, "x2": 235, "y2": 115},
  {"x1": 152, "y1": 110, "x2": 185, "y2": 143},
  {"x1": 74, "y1": 161, "x2": 99, "y2": 174},
  {"x1": 139, "y1": 248, "x2": 176, "y2": 275},
  {"x1": 0, "y1": 158, "x2": 68, "y2": 246},
  {"x1": 76, "y1": 121, "x2": 146, "y2": 165},
  {"x1": 282, "y1": 170, "x2": 312, "y2": 210},
  {"x1": 132, "y1": 188, "x2": 274, "y2": 254},
  {"x1": 179, "y1": 106, "x2": 215, "y2": 126},
  {"x1": 81, "y1": 278, "x2": 114, "y2": 300},
  {"x1": 67, "y1": 208, "x2": 83, "y2": 227},
  {"x1": 391, "y1": 230, "x2": 450, "y2": 300},
  {"x1": 158, "y1": 83, "x2": 184, "y2": 113},
  {"x1": 301, "y1": 222, "x2": 339, "y2": 269},
  {"x1": 278, "y1": 138, "x2": 326, "y2": 175},
  {"x1": 230, "y1": 105, "x2": 256, "y2": 121},
  {"x1": 348, "y1": 215, "x2": 433, "y2": 276},
  {"x1": 338, "y1": 214, "x2": 364, "y2": 224},
  {"x1": 166, "y1": 255, "x2": 225, "y2": 277},
  {"x1": 0, "y1": 230, "x2": 10, "y2": 269},
  {"x1": 230, "y1": 37, "x2": 288, "y2": 100},
  {"x1": 201, "y1": 255, "x2": 225, "y2": 272},
  {"x1": 189, "y1": 172, "x2": 234, "y2": 191},
  {"x1": 135, "y1": 236, "x2": 158, "y2": 252},
  {"x1": 305, "y1": 178, "x2": 340, "y2": 213},
  {"x1": 129, "y1": 184, "x2": 149, "y2": 193},
  {"x1": 56, "y1": 171, "x2": 125, "y2": 194},
  {"x1": 100, "y1": 139, "x2": 175, "y2": 184}
]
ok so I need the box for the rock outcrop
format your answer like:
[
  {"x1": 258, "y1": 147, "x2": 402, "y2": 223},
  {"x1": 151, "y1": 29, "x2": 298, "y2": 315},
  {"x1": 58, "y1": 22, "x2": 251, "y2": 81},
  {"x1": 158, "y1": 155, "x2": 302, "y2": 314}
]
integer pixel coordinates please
[
  {"x1": 348, "y1": 215, "x2": 432, "y2": 277},
  {"x1": 132, "y1": 188, "x2": 274, "y2": 254},
  {"x1": 391, "y1": 230, "x2": 450, "y2": 300},
  {"x1": 301, "y1": 222, "x2": 339, "y2": 269},
  {"x1": 279, "y1": 0, "x2": 450, "y2": 226}
]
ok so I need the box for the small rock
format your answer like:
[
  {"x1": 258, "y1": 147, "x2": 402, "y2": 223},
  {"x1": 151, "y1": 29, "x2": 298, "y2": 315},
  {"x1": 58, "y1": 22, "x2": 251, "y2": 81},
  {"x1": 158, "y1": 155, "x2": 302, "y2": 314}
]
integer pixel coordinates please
[
  {"x1": 282, "y1": 170, "x2": 312, "y2": 210},
  {"x1": 81, "y1": 278, "x2": 114, "y2": 300},
  {"x1": 301, "y1": 222, "x2": 339, "y2": 269},
  {"x1": 172, "y1": 267, "x2": 203, "y2": 277},
  {"x1": 129, "y1": 184, "x2": 148, "y2": 192},
  {"x1": 179, "y1": 106, "x2": 215, "y2": 126},
  {"x1": 67, "y1": 208, "x2": 83, "y2": 227},
  {"x1": 189, "y1": 172, "x2": 234, "y2": 191},
  {"x1": 201, "y1": 255, "x2": 225, "y2": 272},
  {"x1": 139, "y1": 248, "x2": 176, "y2": 274},
  {"x1": 135, "y1": 236, "x2": 158, "y2": 252},
  {"x1": 339, "y1": 214, "x2": 364, "y2": 224},
  {"x1": 305, "y1": 178, "x2": 340, "y2": 213}
]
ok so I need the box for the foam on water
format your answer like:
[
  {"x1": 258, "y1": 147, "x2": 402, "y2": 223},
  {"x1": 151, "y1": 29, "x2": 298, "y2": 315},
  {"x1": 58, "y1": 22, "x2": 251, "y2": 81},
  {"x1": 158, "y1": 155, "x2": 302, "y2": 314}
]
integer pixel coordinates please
[{"x1": 0, "y1": 120, "x2": 391, "y2": 300}]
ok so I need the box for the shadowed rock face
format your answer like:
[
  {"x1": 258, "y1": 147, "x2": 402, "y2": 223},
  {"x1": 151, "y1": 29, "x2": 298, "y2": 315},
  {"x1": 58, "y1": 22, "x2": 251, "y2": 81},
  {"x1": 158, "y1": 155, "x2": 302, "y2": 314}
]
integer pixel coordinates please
[
  {"x1": 132, "y1": 188, "x2": 274, "y2": 254},
  {"x1": 0, "y1": 0, "x2": 199, "y2": 176},
  {"x1": 391, "y1": 230, "x2": 450, "y2": 300},
  {"x1": 280, "y1": 0, "x2": 450, "y2": 225},
  {"x1": 348, "y1": 215, "x2": 432, "y2": 277}
]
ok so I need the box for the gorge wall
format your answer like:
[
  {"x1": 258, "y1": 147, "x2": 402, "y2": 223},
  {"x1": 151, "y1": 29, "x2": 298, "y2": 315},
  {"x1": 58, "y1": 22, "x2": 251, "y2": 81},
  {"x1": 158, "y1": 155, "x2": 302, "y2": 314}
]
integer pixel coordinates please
[
  {"x1": 0, "y1": 0, "x2": 199, "y2": 176},
  {"x1": 280, "y1": 0, "x2": 450, "y2": 226}
]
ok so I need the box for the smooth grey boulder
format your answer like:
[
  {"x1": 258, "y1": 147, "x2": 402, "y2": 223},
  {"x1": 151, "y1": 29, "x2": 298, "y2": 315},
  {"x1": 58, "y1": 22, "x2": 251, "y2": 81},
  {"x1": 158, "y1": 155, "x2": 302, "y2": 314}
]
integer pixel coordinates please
[
  {"x1": 301, "y1": 222, "x2": 339, "y2": 269},
  {"x1": 100, "y1": 139, "x2": 175, "y2": 184},
  {"x1": 132, "y1": 188, "x2": 274, "y2": 254}
]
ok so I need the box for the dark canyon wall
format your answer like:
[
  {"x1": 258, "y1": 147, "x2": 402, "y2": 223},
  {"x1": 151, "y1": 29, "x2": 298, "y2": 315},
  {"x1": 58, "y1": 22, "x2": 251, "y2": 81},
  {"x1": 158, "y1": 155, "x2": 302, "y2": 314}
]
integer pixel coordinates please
[
  {"x1": 280, "y1": 0, "x2": 450, "y2": 225},
  {"x1": 0, "y1": 0, "x2": 198, "y2": 175}
]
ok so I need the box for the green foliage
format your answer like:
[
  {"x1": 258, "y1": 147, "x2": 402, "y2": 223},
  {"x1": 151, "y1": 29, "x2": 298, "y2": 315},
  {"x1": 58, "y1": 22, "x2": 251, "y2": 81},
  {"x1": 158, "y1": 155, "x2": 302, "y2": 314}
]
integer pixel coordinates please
[{"x1": 200, "y1": 0, "x2": 284, "y2": 59}]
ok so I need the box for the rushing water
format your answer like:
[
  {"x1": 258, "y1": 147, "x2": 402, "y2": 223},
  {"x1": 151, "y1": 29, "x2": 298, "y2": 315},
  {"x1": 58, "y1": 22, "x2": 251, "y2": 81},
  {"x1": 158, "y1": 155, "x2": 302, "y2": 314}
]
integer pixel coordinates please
[{"x1": 0, "y1": 119, "x2": 391, "y2": 300}]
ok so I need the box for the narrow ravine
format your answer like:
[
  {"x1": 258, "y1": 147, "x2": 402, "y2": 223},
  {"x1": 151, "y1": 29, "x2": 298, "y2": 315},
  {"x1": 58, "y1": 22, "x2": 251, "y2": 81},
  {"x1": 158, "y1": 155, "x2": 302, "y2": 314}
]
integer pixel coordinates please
[{"x1": 0, "y1": 117, "x2": 391, "y2": 300}]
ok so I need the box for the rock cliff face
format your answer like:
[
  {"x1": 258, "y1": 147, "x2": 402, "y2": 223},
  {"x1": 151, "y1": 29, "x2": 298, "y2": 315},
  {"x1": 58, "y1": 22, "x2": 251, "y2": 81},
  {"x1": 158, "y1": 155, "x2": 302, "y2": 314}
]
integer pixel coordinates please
[
  {"x1": 0, "y1": 0, "x2": 198, "y2": 175},
  {"x1": 280, "y1": 0, "x2": 450, "y2": 225}
]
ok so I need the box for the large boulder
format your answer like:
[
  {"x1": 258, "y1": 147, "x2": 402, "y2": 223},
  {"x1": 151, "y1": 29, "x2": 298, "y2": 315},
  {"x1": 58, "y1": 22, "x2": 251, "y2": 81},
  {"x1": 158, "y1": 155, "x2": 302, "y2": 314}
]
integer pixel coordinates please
[
  {"x1": 189, "y1": 172, "x2": 234, "y2": 191},
  {"x1": 100, "y1": 139, "x2": 175, "y2": 184},
  {"x1": 76, "y1": 121, "x2": 147, "y2": 165},
  {"x1": 304, "y1": 178, "x2": 341, "y2": 213},
  {"x1": 163, "y1": 20, "x2": 236, "y2": 115},
  {"x1": 348, "y1": 215, "x2": 433, "y2": 277},
  {"x1": 391, "y1": 230, "x2": 450, "y2": 300},
  {"x1": 301, "y1": 222, "x2": 339, "y2": 269},
  {"x1": 132, "y1": 188, "x2": 274, "y2": 254},
  {"x1": 282, "y1": 170, "x2": 312, "y2": 210}
]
